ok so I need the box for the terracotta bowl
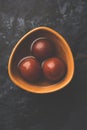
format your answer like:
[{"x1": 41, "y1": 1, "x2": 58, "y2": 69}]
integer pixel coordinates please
[{"x1": 8, "y1": 26, "x2": 74, "y2": 94}]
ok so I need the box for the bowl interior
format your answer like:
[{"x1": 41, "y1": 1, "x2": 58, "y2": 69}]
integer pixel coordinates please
[{"x1": 8, "y1": 27, "x2": 74, "y2": 93}]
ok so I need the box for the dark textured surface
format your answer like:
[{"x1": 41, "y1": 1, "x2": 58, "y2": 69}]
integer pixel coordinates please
[{"x1": 0, "y1": 0, "x2": 87, "y2": 129}]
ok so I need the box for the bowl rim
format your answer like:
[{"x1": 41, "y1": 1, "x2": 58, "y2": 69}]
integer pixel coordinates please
[{"x1": 8, "y1": 26, "x2": 74, "y2": 94}]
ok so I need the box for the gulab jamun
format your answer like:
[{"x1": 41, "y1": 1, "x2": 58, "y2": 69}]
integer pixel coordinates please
[
  {"x1": 42, "y1": 57, "x2": 66, "y2": 82},
  {"x1": 18, "y1": 56, "x2": 42, "y2": 83},
  {"x1": 31, "y1": 38, "x2": 54, "y2": 61}
]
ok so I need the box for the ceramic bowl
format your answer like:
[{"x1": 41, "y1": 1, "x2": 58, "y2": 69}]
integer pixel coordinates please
[{"x1": 8, "y1": 26, "x2": 74, "y2": 94}]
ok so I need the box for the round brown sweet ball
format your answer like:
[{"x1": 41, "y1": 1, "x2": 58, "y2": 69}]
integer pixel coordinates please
[
  {"x1": 42, "y1": 57, "x2": 66, "y2": 82},
  {"x1": 31, "y1": 38, "x2": 55, "y2": 61},
  {"x1": 18, "y1": 56, "x2": 42, "y2": 83}
]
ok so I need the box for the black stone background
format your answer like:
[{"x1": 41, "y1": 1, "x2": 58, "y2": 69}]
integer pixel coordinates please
[{"x1": 0, "y1": 0, "x2": 87, "y2": 130}]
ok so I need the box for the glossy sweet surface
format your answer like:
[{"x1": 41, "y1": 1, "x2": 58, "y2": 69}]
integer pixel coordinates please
[
  {"x1": 18, "y1": 56, "x2": 42, "y2": 82},
  {"x1": 42, "y1": 57, "x2": 66, "y2": 82},
  {"x1": 31, "y1": 38, "x2": 54, "y2": 61}
]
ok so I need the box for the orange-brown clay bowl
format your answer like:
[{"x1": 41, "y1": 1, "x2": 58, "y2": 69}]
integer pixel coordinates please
[{"x1": 8, "y1": 26, "x2": 74, "y2": 94}]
